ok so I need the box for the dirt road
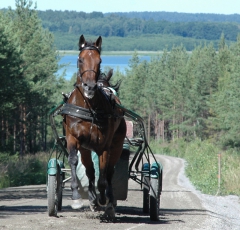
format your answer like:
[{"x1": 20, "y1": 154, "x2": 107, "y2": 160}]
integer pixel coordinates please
[{"x1": 0, "y1": 155, "x2": 239, "y2": 229}]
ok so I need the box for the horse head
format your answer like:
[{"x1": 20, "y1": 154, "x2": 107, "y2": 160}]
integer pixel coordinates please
[
  {"x1": 97, "y1": 69, "x2": 122, "y2": 93},
  {"x1": 77, "y1": 35, "x2": 102, "y2": 99},
  {"x1": 97, "y1": 69, "x2": 113, "y2": 88}
]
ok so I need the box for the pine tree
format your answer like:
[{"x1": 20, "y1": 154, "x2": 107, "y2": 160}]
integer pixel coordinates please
[
  {"x1": 0, "y1": 11, "x2": 25, "y2": 152},
  {"x1": 212, "y1": 35, "x2": 240, "y2": 147},
  {"x1": 1, "y1": 0, "x2": 59, "y2": 154},
  {"x1": 185, "y1": 44, "x2": 219, "y2": 139}
]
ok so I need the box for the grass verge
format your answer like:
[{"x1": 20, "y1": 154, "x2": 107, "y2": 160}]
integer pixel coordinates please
[{"x1": 150, "y1": 139, "x2": 240, "y2": 196}]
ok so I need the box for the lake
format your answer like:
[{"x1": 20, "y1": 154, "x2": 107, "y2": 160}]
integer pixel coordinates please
[{"x1": 58, "y1": 55, "x2": 151, "y2": 80}]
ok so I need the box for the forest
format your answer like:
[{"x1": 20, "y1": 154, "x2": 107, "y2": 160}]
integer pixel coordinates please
[
  {"x1": 35, "y1": 10, "x2": 240, "y2": 50},
  {"x1": 2, "y1": 1, "x2": 240, "y2": 152},
  {"x1": 2, "y1": 7, "x2": 239, "y2": 51},
  {"x1": 108, "y1": 11, "x2": 240, "y2": 22},
  {"x1": 0, "y1": 1, "x2": 239, "y2": 194}
]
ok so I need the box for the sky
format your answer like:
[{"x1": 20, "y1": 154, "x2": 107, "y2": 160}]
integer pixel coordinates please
[{"x1": 0, "y1": 0, "x2": 240, "y2": 15}]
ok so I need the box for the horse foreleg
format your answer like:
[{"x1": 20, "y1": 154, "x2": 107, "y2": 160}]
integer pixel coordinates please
[
  {"x1": 97, "y1": 151, "x2": 109, "y2": 207},
  {"x1": 101, "y1": 162, "x2": 115, "y2": 220},
  {"x1": 68, "y1": 146, "x2": 83, "y2": 209}
]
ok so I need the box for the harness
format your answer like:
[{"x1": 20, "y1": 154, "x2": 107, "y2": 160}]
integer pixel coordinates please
[
  {"x1": 60, "y1": 45, "x2": 123, "y2": 124},
  {"x1": 61, "y1": 98, "x2": 115, "y2": 123}
]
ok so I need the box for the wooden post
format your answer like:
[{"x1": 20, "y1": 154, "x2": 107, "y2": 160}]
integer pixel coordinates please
[
  {"x1": 218, "y1": 153, "x2": 221, "y2": 192},
  {"x1": 216, "y1": 152, "x2": 221, "y2": 196}
]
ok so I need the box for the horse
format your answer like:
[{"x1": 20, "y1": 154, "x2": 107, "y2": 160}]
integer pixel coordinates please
[
  {"x1": 61, "y1": 35, "x2": 126, "y2": 219},
  {"x1": 97, "y1": 68, "x2": 122, "y2": 93}
]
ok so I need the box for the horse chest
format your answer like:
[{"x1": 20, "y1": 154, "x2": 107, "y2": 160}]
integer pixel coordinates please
[{"x1": 73, "y1": 120, "x2": 112, "y2": 149}]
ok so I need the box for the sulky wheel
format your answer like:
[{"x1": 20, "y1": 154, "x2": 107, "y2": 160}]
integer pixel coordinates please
[
  {"x1": 149, "y1": 162, "x2": 162, "y2": 221},
  {"x1": 57, "y1": 171, "x2": 63, "y2": 211},
  {"x1": 47, "y1": 168, "x2": 63, "y2": 216},
  {"x1": 47, "y1": 174, "x2": 57, "y2": 216},
  {"x1": 142, "y1": 163, "x2": 150, "y2": 213}
]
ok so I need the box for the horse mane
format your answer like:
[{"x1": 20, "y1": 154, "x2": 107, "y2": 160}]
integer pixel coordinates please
[
  {"x1": 98, "y1": 72, "x2": 122, "y2": 92},
  {"x1": 73, "y1": 72, "x2": 122, "y2": 93}
]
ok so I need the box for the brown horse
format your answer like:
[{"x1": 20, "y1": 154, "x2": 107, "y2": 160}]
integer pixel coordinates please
[{"x1": 61, "y1": 35, "x2": 126, "y2": 219}]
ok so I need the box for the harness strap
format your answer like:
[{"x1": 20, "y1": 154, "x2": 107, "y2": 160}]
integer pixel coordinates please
[
  {"x1": 61, "y1": 103, "x2": 93, "y2": 121},
  {"x1": 79, "y1": 45, "x2": 100, "y2": 54},
  {"x1": 60, "y1": 103, "x2": 117, "y2": 122}
]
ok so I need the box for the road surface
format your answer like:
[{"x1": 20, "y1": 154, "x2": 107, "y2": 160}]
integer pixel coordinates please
[{"x1": 0, "y1": 155, "x2": 239, "y2": 229}]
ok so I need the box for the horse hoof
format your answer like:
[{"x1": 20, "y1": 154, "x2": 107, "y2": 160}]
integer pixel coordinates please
[
  {"x1": 71, "y1": 198, "x2": 84, "y2": 209},
  {"x1": 97, "y1": 197, "x2": 109, "y2": 207},
  {"x1": 89, "y1": 203, "x2": 102, "y2": 212},
  {"x1": 103, "y1": 203, "x2": 115, "y2": 220}
]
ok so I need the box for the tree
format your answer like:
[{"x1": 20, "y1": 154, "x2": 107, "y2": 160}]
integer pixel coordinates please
[
  {"x1": 0, "y1": 11, "x2": 25, "y2": 152},
  {"x1": 211, "y1": 35, "x2": 240, "y2": 147},
  {"x1": 1, "y1": 0, "x2": 60, "y2": 154}
]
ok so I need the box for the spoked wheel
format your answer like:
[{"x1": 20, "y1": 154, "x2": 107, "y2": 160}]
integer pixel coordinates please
[
  {"x1": 149, "y1": 162, "x2": 162, "y2": 221},
  {"x1": 47, "y1": 169, "x2": 63, "y2": 216}
]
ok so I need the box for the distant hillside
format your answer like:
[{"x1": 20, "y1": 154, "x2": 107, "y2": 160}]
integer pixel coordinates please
[
  {"x1": 104, "y1": 11, "x2": 240, "y2": 23},
  {"x1": 15, "y1": 10, "x2": 240, "y2": 50}
]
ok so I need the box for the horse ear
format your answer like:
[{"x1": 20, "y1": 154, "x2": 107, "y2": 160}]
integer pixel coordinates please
[
  {"x1": 106, "y1": 69, "x2": 113, "y2": 81},
  {"x1": 95, "y1": 36, "x2": 102, "y2": 50},
  {"x1": 79, "y1": 35, "x2": 86, "y2": 49}
]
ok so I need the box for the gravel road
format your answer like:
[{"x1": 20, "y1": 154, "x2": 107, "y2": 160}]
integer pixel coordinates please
[{"x1": 0, "y1": 154, "x2": 239, "y2": 230}]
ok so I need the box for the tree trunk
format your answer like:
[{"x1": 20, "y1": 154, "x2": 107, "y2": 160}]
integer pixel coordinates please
[
  {"x1": 162, "y1": 120, "x2": 165, "y2": 142},
  {"x1": 1, "y1": 113, "x2": 4, "y2": 149},
  {"x1": 44, "y1": 113, "x2": 47, "y2": 151},
  {"x1": 19, "y1": 104, "x2": 23, "y2": 157},
  {"x1": 23, "y1": 105, "x2": 27, "y2": 154},
  {"x1": 148, "y1": 113, "x2": 150, "y2": 142},
  {"x1": 13, "y1": 122, "x2": 16, "y2": 153}
]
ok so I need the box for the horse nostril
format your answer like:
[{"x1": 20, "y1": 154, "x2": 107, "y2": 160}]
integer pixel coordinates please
[{"x1": 83, "y1": 83, "x2": 89, "y2": 90}]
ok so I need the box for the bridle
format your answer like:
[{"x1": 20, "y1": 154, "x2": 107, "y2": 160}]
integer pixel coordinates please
[{"x1": 77, "y1": 45, "x2": 101, "y2": 84}]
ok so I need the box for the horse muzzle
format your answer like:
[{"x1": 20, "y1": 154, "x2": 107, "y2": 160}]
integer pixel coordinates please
[{"x1": 82, "y1": 82, "x2": 97, "y2": 99}]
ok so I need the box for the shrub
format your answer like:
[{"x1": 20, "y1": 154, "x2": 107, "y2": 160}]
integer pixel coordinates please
[{"x1": 0, "y1": 152, "x2": 48, "y2": 188}]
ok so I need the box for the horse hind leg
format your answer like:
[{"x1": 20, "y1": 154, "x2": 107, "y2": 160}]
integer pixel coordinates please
[
  {"x1": 68, "y1": 146, "x2": 83, "y2": 209},
  {"x1": 81, "y1": 150, "x2": 99, "y2": 211},
  {"x1": 99, "y1": 168, "x2": 115, "y2": 221}
]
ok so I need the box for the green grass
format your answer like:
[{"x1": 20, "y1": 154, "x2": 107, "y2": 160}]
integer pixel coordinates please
[{"x1": 151, "y1": 138, "x2": 240, "y2": 196}]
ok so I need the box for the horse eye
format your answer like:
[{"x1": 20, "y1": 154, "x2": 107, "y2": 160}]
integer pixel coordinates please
[{"x1": 78, "y1": 57, "x2": 84, "y2": 63}]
